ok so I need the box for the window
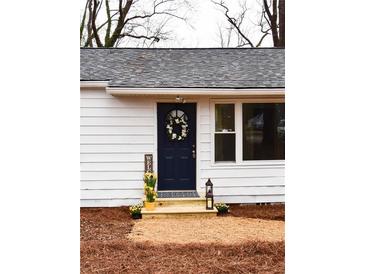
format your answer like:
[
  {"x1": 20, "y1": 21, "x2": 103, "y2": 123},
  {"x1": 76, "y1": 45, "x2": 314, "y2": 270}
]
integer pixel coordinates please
[
  {"x1": 215, "y1": 104, "x2": 235, "y2": 162},
  {"x1": 242, "y1": 103, "x2": 285, "y2": 160}
]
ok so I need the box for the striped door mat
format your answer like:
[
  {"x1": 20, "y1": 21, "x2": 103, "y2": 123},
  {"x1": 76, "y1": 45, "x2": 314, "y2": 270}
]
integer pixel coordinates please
[{"x1": 157, "y1": 191, "x2": 200, "y2": 198}]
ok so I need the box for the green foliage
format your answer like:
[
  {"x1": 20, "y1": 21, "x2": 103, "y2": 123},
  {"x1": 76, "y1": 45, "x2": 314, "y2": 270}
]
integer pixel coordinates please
[
  {"x1": 145, "y1": 186, "x2": 157, "y2": 202},
  {"x1": 129, "y1": 203, "x2": 143, "y2": 217},
  {"x1": 144, "y1": 172, "x2": 157, "y2": 188},
  {"x1": 144, "y1": 172, "x2": 157, "y2": 202},
  {"x1": 215, "y1": 203, "x2": 230, "y2": 214}
]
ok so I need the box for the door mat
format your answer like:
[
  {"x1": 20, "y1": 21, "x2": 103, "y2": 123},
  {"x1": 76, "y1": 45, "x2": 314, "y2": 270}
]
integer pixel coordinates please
[{"x1": 157, "y1": 191, "x2": 200, "y2": 198}]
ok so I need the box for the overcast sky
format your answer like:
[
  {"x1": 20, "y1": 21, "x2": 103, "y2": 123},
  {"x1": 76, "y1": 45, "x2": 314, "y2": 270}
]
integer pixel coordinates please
[{"x1": 81, "y1": 0, "x2": 273, "y2": 48}]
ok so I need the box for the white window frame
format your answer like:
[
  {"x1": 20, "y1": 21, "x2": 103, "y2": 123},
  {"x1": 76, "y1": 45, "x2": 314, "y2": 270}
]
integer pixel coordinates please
[
  {"x1": 213, "y1": 103, "x2": 237, "y2": 163},
  {"x1": 210, "y1": 97, "x2": 285, "y2": 167}
]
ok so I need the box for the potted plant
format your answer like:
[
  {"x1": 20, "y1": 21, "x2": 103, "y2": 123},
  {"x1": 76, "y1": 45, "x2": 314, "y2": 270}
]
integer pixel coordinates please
[
  {"x1": 144, "y1": 172, "x2": 157, "y2": 211},
  {"x1": 215, "y1": 203, "x2": 229, "y2": 216},
  {"x1": 129, "y1": 203, "x2": 143, "y2": 219}
]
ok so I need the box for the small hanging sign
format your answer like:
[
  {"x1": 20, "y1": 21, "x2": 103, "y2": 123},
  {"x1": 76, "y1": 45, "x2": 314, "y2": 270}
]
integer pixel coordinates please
[{"x1": 144, "y1": 154, "x2": 153, "y2": 173}]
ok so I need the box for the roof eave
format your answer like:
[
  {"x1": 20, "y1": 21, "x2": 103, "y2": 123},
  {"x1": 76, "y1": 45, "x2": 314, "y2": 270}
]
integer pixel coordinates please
[
  {"x1": 105, "y1": 87, "x2": 285, "y2": 96},
  {"x1": 80, "y1": 81, "x2": 109, "y2": 89}
]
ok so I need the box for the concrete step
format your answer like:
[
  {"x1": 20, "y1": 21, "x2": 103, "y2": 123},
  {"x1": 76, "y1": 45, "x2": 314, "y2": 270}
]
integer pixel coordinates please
[{"x1": 141, "y1": 205, "x2": 218, "y2": 219}]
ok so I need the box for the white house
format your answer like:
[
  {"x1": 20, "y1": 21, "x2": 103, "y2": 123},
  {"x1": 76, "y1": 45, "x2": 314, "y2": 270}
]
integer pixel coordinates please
[{"x1": 80, "y1": 48, "x2": 285, "y2": 207}]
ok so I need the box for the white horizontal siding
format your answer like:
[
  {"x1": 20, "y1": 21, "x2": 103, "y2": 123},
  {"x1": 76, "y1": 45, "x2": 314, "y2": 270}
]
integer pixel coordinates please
[
  {"x1": 214, "y1": 195, "x2": 284, "y2": 204},
  {"x1": 81, "y1": 107, "x2": 153, "y2": 116},
  {"x1": 81, "y1": 180, "x2": 143, "y2": 190},
  {"x1": 80, "y1": 134, "x2": 153, "y2": 144},
  {"x1": 199, "y1": 124, "x2": 210, "y2": 134},
  {"x1": 80, "y1": 126, "x2": 154, "y2": 135},
  {"x1": 200, "y1": 167, "x2": 284, "y2": 178},
  {"x1": 81, "y1": 189, "x2": 143, "y2": 199},
  {"x1": 200, "y1": 115, "x2": 210, "y2": 124},
  {"x1": 81, "y1": 171, "x2": 143, "y2": 181},
  {"x1": 81, "y1": 98, "x2": 154, "y2": 108},
  {"x1": 80, "y1": 90, "x2": 116, "y2": 99},
  {"x1": 214, "y1": 186, "x2": 284, "y2": 196},
  {"x1": 81, "y1": 198, "x2": 141, "y2": 207},
  {"x1": 80, "y1": 88, "x2": 152, "y2": 207},
  {"x1": 80, "y1": 153, "x2": 144, "y2": 162},
  {"x1": 200, "y1": 133, "x2": 210, "y2": 143},
  {"x1": 200, "y1": 151, "x2": 211, "y2": 161},
  {"x1": 80, "y1": 144, "x2": 153, "y2": 153},
  {"x1": 80, "y1": 116, "x2": 154, "y2": 126},
  {"x1": 81, "y1": 162, "x2": 144, "y2": 171},
  {"x1": 198, "y1": 177, "x2": 284, "y2": 187}
]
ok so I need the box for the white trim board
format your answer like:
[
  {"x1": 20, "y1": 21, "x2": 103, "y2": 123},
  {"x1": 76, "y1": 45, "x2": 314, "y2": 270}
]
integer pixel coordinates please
[
  {"x1": 80, "y1": 81, "x2": 109, "y2": 89},
  {"x1": 106, "y1": 87, "x2": 285, "y2": 96}
]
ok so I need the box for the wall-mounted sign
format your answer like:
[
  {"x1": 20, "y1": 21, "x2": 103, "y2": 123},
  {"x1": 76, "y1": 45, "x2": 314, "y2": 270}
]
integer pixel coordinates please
[{"x1": 144, "y1": 154, "x2": 153, "y2": 173}]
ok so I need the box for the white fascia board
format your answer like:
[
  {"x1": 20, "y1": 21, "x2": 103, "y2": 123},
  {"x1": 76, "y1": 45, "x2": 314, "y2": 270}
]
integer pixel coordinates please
[
  {"x1": 105, "y1": 87, "x2": 285, "y2": 96},
  {"x1": 80, "y1": 81, "x2": 109, "y2": 89}
]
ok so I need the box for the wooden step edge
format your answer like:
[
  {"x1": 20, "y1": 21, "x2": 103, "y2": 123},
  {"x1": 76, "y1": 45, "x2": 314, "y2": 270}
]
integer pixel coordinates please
[
  {"x1": 141, "y1": 212, "x2": 218, "y2": 219},
  {"x1": 141, "y1": 208, "x2": 218, "y2": 214}
]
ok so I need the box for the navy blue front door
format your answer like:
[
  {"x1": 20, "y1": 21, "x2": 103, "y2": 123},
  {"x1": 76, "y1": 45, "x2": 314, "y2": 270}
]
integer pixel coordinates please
[{"x1": 157, "y1": 103, "x2": 196, "y2": 190}]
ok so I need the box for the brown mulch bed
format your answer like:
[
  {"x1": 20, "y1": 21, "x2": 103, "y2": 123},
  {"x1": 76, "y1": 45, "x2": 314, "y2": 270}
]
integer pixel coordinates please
[
  {"x1": 81, "y1": 207, "x2": 285, "y2": 274},
  {"x1": 80, "y1": 207, "x2": 133, "y2": 241},
  {"x1": 229, "y1": 204, "x2": 285, "y2": 221}
]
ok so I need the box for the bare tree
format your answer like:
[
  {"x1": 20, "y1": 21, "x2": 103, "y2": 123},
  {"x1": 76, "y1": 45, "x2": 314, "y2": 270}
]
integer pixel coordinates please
[
  {"x1": 80, "y1": 0, "x2": 191, "y2": 47},
  {"x1": 213, "y1": 0, "x2": 285, "y2": 48}
]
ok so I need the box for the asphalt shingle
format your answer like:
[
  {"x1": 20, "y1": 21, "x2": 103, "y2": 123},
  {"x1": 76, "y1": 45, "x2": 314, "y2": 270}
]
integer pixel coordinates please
[{"x1": 80, "y1": 48, "x2": 284, "y2": 88}]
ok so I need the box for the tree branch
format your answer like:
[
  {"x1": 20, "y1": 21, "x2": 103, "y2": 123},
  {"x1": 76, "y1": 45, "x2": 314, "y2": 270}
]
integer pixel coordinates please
[
  {"x1": 91, "y1": 0, "x2": 103, "y2": 47},
  {"x1": 263, "y1": 0, "x2": 272, "y2": 22},
  {"x1": 256, "y1": 32, "x2": 269, "y2": 47},
  {"x1": 124, "y1": 0, "x2": 185, "y2": 25},
  {"x1": 80, "y1": 0, "x2": 90, "y2": 42},
  {"x1": 104, "y1": 0, "x2": 112, "y2": 45},
  {"x1": 81, "y1": 0, "x2": 190, "y2": 48},
  {"x1": 120, "y1": 33, "x2": 161, "y2": 42},
  {"x1": 264, "y1": 0, "x2": 279, "y2": 46},
  {"x1": 278, "y1": 0, "x2": 285, "y2": 47},
  {"x1": 212, "y1": 0, "x2": 254, "y2": 47},
  {"x1": 107, "y1": 0, "x2": 133, "y2": 47},
  {"x1": 86, "y1": 0, "x2": 94, "y2": 47}
]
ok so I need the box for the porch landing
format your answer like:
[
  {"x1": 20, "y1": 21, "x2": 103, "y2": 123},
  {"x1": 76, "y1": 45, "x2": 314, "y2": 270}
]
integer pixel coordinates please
[{"x1": 142, "y1": 191, "x2": 218, "y2": 219}]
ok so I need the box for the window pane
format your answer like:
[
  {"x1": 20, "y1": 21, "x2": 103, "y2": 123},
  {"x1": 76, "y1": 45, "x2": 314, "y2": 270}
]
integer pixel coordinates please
[
  {"x1": 215, "y1": 104, "x2": 235, "y2": 132},
  {"x1": 243, "y1": 103, "x2": 285, "y2": 160},
  {"x1": 215, "y1": 134, "x2": 235, "y2": 161}
]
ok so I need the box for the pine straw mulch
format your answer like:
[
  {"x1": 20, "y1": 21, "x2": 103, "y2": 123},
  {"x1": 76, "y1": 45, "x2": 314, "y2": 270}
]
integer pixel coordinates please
[
  {"x1": 81, "y1": 206, "x2": 285, "y2": 274},
  {"x1": 229, "y1": 204, "x2": 285, "y2": 221}
]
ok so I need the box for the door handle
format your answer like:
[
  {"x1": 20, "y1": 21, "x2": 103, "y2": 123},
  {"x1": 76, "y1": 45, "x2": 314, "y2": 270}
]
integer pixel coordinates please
[{"x1": 192, "y1": 150, "x2": 196, "y2": 159}]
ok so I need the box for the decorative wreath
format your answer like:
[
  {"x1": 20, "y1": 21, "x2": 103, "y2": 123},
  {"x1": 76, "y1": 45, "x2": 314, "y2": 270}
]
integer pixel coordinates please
[{"x1": 166, "y1": 113, "x2": 189, "y2": 141}]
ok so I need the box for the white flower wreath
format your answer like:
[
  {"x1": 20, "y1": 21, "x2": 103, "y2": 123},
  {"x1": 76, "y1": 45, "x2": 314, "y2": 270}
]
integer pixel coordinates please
[{"x1": 166, "y1": 117, "x2": 189, "y2": 141}]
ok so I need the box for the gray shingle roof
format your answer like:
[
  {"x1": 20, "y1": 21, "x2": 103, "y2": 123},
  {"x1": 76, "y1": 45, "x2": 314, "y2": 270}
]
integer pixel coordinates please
[{"x1": 80, "y1": 48, "x2": 284, "y2": 88}]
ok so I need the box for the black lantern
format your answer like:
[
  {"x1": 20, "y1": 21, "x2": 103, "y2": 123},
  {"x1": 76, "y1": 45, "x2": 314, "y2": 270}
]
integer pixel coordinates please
[{"x1": 205, "y1": 178, "x2": 214, "y2": 210}]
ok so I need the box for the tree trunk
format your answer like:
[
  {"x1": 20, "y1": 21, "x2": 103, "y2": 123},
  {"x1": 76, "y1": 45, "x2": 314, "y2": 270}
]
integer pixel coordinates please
[
  {"x1": 278, "y1": 0, "x2": 285, "y2": 47},
  {"x1": 106, "y1": 0, "x2": 133, "y2": 47},
  {"x1": 86, "y1": 0, "x2": 94, "y2": 47},
  {"x1": 271, "y1": 0, "x2": 279, "y2": 47}
]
